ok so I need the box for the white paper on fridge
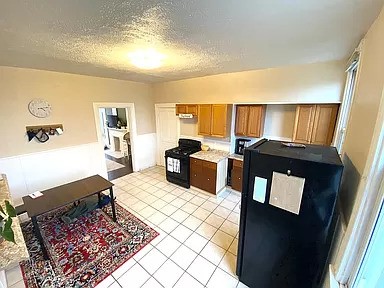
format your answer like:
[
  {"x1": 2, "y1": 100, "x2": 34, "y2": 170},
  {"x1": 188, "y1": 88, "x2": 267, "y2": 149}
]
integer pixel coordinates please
[
  {"x1": 269, "y1": 172, "x2": 305, "y2": 215},
  {"x1": 253, "y1": 176, "x2": 268, "y2": 203}
]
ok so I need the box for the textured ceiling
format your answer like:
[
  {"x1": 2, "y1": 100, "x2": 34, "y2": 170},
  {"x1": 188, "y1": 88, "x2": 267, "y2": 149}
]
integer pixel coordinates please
[{"x1": 0, "y1": 0, "x2": 383, "y2": 83}]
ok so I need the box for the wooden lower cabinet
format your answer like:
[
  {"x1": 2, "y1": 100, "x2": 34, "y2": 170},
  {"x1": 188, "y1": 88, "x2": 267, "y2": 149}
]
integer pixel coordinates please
[
  {"x1": 190, "y1": 157, "x2": 229, "y2": 194},
  {"x1": 231, "y1": 159, "x2": 243, "y2": 192},
  {"x1": 202, "y1": 161, "x2": 217, "y2": 194},
  {"x1": 190, "y1": 158, "x2": 203, "y2": 188},
  {"x1": 190, "y1": 158, "x2": 217, "y2": 194},
  {"x1": 231, "y1": 167, "x2": 242, "y2": 192}
]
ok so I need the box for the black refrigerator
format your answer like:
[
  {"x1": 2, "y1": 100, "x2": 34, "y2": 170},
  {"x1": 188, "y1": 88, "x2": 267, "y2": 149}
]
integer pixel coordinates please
[{"x1": 237, "y1": 139, "x2": 343, "y2": 288}]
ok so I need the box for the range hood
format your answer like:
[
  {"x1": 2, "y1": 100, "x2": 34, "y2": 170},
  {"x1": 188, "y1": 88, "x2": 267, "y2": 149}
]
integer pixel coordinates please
[{"x1": 178, "y1": 113, "x2": 194, "y2": 119}]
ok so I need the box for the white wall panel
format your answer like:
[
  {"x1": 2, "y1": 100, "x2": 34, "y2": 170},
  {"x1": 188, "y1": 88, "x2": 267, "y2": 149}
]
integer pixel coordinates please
[
  {"x1": 134, "y1": 133, "x2": 157, "y2": 170},
  {"x1": 0, "y1": 142, "x2": 107, "y2": 205}
]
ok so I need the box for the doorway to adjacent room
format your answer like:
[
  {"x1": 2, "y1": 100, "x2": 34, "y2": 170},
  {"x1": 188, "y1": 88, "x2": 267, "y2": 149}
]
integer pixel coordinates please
[{"x1": 94, "y1": 103, "x2": 137, "y2": 180}]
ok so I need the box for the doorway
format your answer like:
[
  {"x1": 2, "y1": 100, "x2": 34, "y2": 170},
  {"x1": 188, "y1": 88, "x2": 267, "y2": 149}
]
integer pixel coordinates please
[
  {"x1": 94, "y1": 103, "x2": 137, "y2": 180},
  {"x1": 155, "y1": 104, "x2": 179, "y2": 166}
]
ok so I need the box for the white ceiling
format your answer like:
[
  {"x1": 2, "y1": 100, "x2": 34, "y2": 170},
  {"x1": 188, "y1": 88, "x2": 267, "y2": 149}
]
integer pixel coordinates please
[{"x1": 0, "y1": 0, "x2": 383, "y2": 83}]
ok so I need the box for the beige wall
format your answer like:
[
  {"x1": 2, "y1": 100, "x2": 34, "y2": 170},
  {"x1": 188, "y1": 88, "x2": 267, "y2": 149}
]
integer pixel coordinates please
[
  {"x1": 331, "y1": 7, "x2": 384, "y2": 281},
  {"x1": 264, "y1": 105, "x2": 296, "y2": 139},
  {"x1": 0, "y1": 66, "x2": 155, "y2": 158},
  {"x1": 153, "y1": 61, "x2": 346, "y2": 104},
  {"x1": 342, "y1": 9, "x2": 384, "y2": 174},
  {"x1": 156, "y1": 61, "x2": 345, "y2": 141},
  {"x1": 180, "y1": 118, "x2": 198, "y2": 137}
]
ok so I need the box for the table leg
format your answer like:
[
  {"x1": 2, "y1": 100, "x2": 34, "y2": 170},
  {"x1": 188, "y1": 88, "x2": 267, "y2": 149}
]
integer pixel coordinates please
[
  {"x1": 31, "y1": 216, "x2": 49, "y2": 260},
  {"x1": 98, "y1": 192, "x2": 102, "y2": 207},
  {"x1": 109, "y1": 187, "x2": 117, "y2": 222}
]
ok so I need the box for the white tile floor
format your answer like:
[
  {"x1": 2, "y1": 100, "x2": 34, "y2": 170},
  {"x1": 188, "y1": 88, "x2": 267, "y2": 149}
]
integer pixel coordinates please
[{"x1": 6, "y1": 166, "x2": 248, "y2": 288}]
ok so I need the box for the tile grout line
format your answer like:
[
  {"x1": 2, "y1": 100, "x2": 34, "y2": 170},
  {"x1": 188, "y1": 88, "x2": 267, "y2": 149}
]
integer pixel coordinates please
[{"x1": 109, "y1": 169, "x2": 242, "y2": 287}]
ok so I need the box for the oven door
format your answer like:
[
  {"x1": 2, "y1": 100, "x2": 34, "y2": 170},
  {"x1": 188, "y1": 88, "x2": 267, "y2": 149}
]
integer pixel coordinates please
[{"x1": 165, "y1": 155, "x2": 190, "y2": 188}]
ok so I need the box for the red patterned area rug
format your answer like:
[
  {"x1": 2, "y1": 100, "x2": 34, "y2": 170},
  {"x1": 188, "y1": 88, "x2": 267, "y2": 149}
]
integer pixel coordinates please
[{"x1": 19, "y1": 203, "x2": 158, "y2": 287}]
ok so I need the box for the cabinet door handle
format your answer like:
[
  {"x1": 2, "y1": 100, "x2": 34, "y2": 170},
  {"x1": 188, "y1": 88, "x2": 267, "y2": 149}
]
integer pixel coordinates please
[
  {"x1": 238, "y1": 177, "x2": 241, "y2": 180},
  {"x1": 194, "y1": 174, "x2": 197, "y2": 177},
  {"x1": 207, "y1": 178, "x2": 210, "y2": 181}
]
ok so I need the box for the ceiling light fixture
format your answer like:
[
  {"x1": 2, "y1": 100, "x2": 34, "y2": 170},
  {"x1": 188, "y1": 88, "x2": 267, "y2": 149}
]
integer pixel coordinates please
[{"x1": 127, "y1": 48, "x2": 166, "y2": 69}]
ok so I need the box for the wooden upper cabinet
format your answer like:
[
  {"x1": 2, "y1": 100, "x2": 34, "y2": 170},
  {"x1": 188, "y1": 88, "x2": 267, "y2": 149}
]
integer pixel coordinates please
[
  {"x1": 176, "y1": 104, "x2": 187, "y2": 115},
  {"x1": 198, "y1": 104, "x2": 230, "y2": 138},
  {"x1": 186, "y1": 105, "x2": 198, "y2": 115},
  {"x1": 235, "y1": 105, "x2": 266, "y2": 137},
  {"x1": 292, "y1": 105, "x2": 316, "y2": 144},
  {"x1": 198, "y1": 104, "x2": 212, "y2": 136},
  {"x1": 211, "y1": 104, "x2": 228, "y2": 137},
  {"x1": 235, "y1": 106, "x2": 249, "y2": 136},
  {"x1": 176, "y1": 104, "x2": 198, "y2": 116},
  {"x1": 293, "y1": 104, "x2": 339, "y2": 145},
  {"x1": 311, "y1": 105, "x2": 339, "y2": 146},
  {"x1": 247, "y1": 105, "x2": 266, "y2": 137}
]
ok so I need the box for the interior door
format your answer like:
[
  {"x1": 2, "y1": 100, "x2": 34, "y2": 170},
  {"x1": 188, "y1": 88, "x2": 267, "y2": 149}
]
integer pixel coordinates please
[{"x1": 156, "y1": 106, "x2": 179, "y2": 166}]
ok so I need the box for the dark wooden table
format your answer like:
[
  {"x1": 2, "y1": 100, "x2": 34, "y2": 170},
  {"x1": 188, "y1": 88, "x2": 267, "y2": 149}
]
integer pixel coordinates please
[{"x1": 22, "y1": 175, "x2": 116, "y2": 260}]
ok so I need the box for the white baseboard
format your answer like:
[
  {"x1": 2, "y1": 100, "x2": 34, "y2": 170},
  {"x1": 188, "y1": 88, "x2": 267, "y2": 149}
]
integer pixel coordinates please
[{"x1": 0, "y1": 142, "x2": 107, "y2": 205}]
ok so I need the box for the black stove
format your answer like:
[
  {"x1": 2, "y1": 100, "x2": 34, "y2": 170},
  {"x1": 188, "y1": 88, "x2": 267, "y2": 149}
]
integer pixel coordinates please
[{"x1": 165, "y1": 139, "x2": 201, "y2": 188}]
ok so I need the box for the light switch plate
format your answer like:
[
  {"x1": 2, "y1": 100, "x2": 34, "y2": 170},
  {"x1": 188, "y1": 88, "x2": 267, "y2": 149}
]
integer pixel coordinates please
[{"x1": 269, "y1": 172, "x2": 305, "y2": 215}]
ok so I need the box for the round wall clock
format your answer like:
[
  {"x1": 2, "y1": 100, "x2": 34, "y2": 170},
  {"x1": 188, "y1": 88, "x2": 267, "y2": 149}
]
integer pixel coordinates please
[{"x1": 28, "y1": 99, "x2": 52, "y2": 118}]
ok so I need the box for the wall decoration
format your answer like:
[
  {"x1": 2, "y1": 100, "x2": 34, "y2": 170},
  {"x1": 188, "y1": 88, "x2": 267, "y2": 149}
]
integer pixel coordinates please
[
  {"x1": 28, "y1": 99, "x2": 52, "y2": 118},
  {"x1": 26, "y1": 124, "x2": 63, "y2": 143}
]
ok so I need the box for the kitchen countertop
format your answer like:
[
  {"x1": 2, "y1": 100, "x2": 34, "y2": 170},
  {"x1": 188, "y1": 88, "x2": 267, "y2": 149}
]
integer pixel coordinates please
[
  {"x1": 228, "y1": 154, "x2": 244, "y2": 161},
  {"x1": 190, "y1": 149, "x2": 229, "y2": 163},
  {"x1": 0, "y1": 175, "x2": 29, "y2": 270}
]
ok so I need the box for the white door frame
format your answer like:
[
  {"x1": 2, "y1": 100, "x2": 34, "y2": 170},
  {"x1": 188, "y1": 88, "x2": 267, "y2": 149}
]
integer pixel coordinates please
[
  {"x1": 155, "y1": 103, "x2": 180, "y2": 166},
  {"x1": 93, "y1": 102, "x2": 138, "y2": 172}
]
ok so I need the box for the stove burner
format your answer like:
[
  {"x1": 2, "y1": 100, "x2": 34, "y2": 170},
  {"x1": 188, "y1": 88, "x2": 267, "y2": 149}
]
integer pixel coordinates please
[{"x1": 168, "y1": 147, "x2": 197, "y2": 157}]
